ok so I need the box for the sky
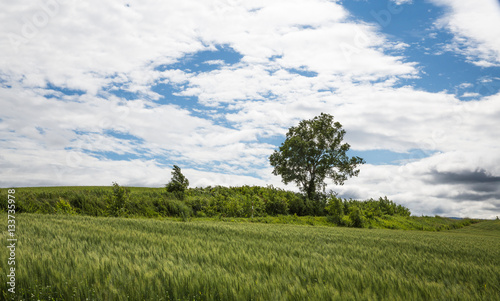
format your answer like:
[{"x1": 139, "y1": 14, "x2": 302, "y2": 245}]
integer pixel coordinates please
[{"x1": 1, "y1": 0, "x2": 499, "y2": 219}]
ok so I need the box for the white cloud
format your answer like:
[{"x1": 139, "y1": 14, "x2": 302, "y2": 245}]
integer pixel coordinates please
[
  {"x1": 0, "y1": 0, "x2": 499, "y2": 218},
  {"x1": 431, "y1": 0, "x2": 500, "y2": 66},
  {"x1": 204, "y1": 60, "x2": 225, "y2": 65},
  {"x1": 0, "y1": 0, "x2": 417, "y2": 95},
  {"x1": 458, "y1": 82, "x2": 473, "y2": 89},
  {"x1": 391, "y1": 0, "x2": 413, "y2": 5},
  {"x1": 333, "y1": 149, "x2": 500, "y2": 219},
  {"x1": 461, "y1": 92, "x2": 480, "y2": 98}
]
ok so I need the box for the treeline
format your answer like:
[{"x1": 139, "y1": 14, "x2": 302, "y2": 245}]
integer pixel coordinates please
[
  {"x1": 0, "y1": 185, "x2": 418, "y2": 228},
  {"x1": 0, "y1": 185, "x2": 314, "y2": 218}
]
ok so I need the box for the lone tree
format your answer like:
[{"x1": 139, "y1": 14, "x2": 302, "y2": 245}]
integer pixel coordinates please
[
  {"x1": 269, "y1": 113, "x2": 365, "y2": 200},
  {"x1": 166, "y1": 165, "x2": 189, "y2": 199}
]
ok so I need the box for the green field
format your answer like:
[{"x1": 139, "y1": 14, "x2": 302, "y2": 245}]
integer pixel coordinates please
[{"x1": 1, "y1": 213, "x2": 499, "y2": 300}]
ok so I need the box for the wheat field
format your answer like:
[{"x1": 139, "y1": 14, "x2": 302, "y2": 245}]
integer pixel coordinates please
[{"x1": 1, "y1": 213, "x2": 499, "y2": 300}]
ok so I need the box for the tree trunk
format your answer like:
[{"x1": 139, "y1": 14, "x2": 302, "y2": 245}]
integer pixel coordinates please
[{"x1": 306, "y1": 178, "x2": 316, "y2": 200}]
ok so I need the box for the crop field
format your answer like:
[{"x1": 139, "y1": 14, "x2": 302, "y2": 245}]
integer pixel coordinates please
[{"x1": 1, "y1": 213, "x2": 499, "y2": 300}]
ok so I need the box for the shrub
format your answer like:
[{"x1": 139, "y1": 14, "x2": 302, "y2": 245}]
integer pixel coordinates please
[
  {"x1": 349, "y1": 206, "x2": 365, "y2": 228},
  {"x1": 326, "y1": 196, "x2": 344, "y2": 224},
  {"x1": 125, "y1": 195, "x2": 159, "y2": 218},
  {"x1": 288, "y1": 194, "x2": 305, "y2": 215},
  {"x1": 55, "y1": 198, "x2": 76, "y2": 215},
  {"x1": 326, "y1": 195, "x2": 409, "y2": 227},
  {"x1": 185, "y1": 197, "x2": 210, "y2": 216},
  {"x1": 340, "y1": 215, "x2": 352, "y2": 227},
  {"x1": 263, "y1": 190, "x2": 288, "y2": 216},
  {"x1": 108, "y1": 182, "x2": 129, "y2": 216},
  {"x1": 196, "y1": 211, "x2": 207, "y2": 218},
  {"x1": 153, "y1": 198, "x2": 192, "y2": 217}
]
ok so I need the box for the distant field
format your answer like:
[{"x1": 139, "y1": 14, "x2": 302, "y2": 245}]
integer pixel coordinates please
[{"x1": 1, "y1": 214, "x2": 499, "y2": 300}]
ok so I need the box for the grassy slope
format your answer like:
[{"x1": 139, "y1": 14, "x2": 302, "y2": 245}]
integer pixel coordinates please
[
  {"x1": 1, "y1": 214, "x2": 499, "y2": 301},
  {"x1": 181, "y1": 214, "x2": 480, "y2": 231}
]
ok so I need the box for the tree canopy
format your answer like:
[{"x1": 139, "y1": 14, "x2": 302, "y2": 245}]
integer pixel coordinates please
[
  {"x1": 269, "y1": 113, "x2": 365, "y2": 200},
  {"x1": 166, "y1": 165, "x2": 189, "y2": 199}
]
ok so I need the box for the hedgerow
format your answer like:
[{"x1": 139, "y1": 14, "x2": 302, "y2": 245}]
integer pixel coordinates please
[{"x1": 0, "y1": 186, "x2": 478, "y2": 230}]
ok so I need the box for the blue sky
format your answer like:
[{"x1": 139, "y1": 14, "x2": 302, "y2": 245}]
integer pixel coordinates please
[{"x1": 1, "y1": 0, "x2": 499, "y2": 218}]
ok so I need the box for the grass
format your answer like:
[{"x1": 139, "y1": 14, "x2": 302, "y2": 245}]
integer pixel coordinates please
[
  {"x1": 1, "y1": 213, "x2": 499, "y2": 300},
  {"x1": 180, "y1": 214, "x2": 479, "y2": 231},
  {"x1": 365, "y1": 214, "x2": 480, "y2": 231}
]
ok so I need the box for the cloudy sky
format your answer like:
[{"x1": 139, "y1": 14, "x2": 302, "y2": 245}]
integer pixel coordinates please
[{"x1": 1, "y1": 0, "x2": 499, "y2": 218}]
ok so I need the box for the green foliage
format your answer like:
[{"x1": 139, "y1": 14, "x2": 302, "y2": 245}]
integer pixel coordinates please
[
  {"x1": 166, "y1": 165, "x2": 189, "y2": 200},
  {"x1": 348, "y1": 206, "x2": 365, "y2": 228},
  {"x1": 0, "y1": 187, "x2": 479, "y2": 232},
  {"x1": 0, "y1": 186, "x2": 303, "y2": 219},
  {"x1": 261, "y1": 185, "x2": 289, "y2": 215},
  {"x1": 327, "y1": 195, "x2": 412, "y2": 228},
  {"x1": 184, "y1": 185, "x2": 304, "y2": 218},
  {"x1": 364, "y1": 215, "x2": 480, "y2": 231},
  {"x1": 1, "y1": 213, "x2": 498, "y2": 300},
  {"x1": 0, "y1": 186, "x2": 480, "y2": 232},
  {"x1": 55, "y1": 197, "x2": 76, "y2": 215},
  {"x1": 153, "y1": 198, "x2": 193, "y2": 217},
  {"x1": 326, "y1": 196, "x2": 344, "y2": 224},
  {"x1": 108, "y1": 182, "x2": 130, "y2": 216},
  {"x1": 269, "y1": 113, "x2": 365, "y2": 200}
]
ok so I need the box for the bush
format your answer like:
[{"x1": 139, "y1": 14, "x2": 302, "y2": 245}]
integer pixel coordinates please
[
  {"x1": 326, "y1": 195, "x2": 409, "y2": 228},
  {"x1": 153, "y1": 198, "x2": 192, "y2": 217},
  {"x1": 349, "y1": 206, "x2": 365, "y2": 228},
  {"x1": 185, "y1": 197, "x2": 210, "y2": 216},
  {"x1": 125, "y1": 196, "x2": 159, "y2": 218},
  {"x1": 326, "y1": 196, "x2": 344, "y2": 224},
  {"x1": 263, "y1": 189, "x2": 289, "y2": 215},
  {"x1": 340, "y1": 215, "x2": 352, "y2": 227},
  {"x1": 108, "y1": 182, "x2": 129, "y2": 216},
  {"x1": 288, "y1": 195, "x2": 305, "y2": 215},
  {"x1": 55, "y1": 198, "x2": 76, "y2": 215}
]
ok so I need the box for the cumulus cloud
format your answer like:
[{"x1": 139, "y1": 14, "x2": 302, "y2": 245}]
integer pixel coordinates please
[
  {"x1": 431, "y1": 0, "x2": 500, "y2": 66},
  {"x1": 0, "y1": 0, "x2": 499, "y2": 218},
  {"x1": 334, "y1": 150, "x2": 500, "y2": 218}
]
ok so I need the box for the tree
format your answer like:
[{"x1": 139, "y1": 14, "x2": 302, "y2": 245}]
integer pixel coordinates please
[
  {"x1": 269, "y1": 113, "x2": 365, "y2": 200},
  {"x1": 166, "y1": 165, "x2": 189, "y2": 200},
  {"x1": 110, "y1": 182, "x2": 129, "y2": 216}
]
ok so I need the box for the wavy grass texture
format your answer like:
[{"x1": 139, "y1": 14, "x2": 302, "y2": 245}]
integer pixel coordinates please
[{"x1": 1, "y1": 214, "x2": 499, "y2": 300}]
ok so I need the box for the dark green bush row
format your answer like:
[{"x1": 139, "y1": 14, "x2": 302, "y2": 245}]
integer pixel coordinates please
[
  {"x1": 1, "y1": 186, "x2": 480, "y2": 231},
  {"x1": 0, "y1": 186, "x2": 410, "y2": 222},
  {"x1": 185, "y1": 185, "x2": 324, "y2": 217},
  {"x1": 0, "y1": 185, "x2": 314, "y2": 218}
]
